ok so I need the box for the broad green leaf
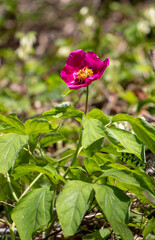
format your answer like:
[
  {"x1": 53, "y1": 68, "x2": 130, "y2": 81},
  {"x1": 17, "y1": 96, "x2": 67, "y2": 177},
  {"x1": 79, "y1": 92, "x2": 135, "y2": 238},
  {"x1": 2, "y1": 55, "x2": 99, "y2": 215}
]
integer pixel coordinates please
[
  {"x1": 92, "y1": 152, "x2": 115, "y2": 164},
  {"x1": 102, "y1": 125, "x2": 125, "y2": 150},
  {"x1": 56, "y1": 180, "x2": 93, "y2": 237},
  {"x1": 109, "y1": 125, "x2": 145, "y2": 162},
  {"x1": 12, "y1": 163, "x2": 62, "y2": 184},
  {"x1": 82, "y1": 117, "x2": 104, "y2": 149},
  {"x1": 43, "y1": 102, "x2": 84, "y2": 122},
  {"x1": 82, "y1": 117, "x2": 124, "y2": 150},
  {"x1": 0, "y1": 114, "x2": 26, "y2": 134},
  {"x1": 68, "y1": 167, "x2": 88, "y2": 182},
  {"x1": 82, "y1": 228, "x2": 111, "y2": 240},
  {"x1": 86, "y1": 109, "x2": 110, "y2": 125},
  {"x1": 40, "y1": 132, "x2": 66, "y2": 148},
  {"x1": 25, "y1": 118, "x2": 57, "y2": 134},
  {"x1": 112, "y1": 114, "x2": 155, "y2": 154},
  {"x1": 0, "y1": 133, "x2": 29, "y2": 173},
  {"x1": 143, "y1": 217, "x2": 155, "y2": 238},
  {"x1": 15, "y1": 134, "x2": 39, "y2": 166},
  {"x1": 12, "y1": 187, "x2": 53, "y2": 240},
  {"x1": 84, "y1": 158, "x2": 102, "y2": 175},
  {"x1": 62, "y1": 87, "x2": 74, "y2": 97},
  {"x1": 99, "y1": 163, "x2": 155, "y2": 203},
  {"x1": 84, "y1": 138, "x2": 105, "y2": 157},
  {"x1": 94, "y1": 184, "x2": 133, "y2": 240}
]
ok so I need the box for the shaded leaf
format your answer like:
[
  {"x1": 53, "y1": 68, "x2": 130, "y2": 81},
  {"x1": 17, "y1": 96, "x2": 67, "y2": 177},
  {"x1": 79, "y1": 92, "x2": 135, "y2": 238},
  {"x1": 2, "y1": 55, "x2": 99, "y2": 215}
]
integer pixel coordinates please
[
  {"x1": 0, "y1": 133, "x2": 29, "y2": 173},
  {"x1": 112, "y1": 114, "x2": 155, "y2": 154},
  {"x1": 109, "y1": 125, "x2": 145, "y2": 162},
  {"x1": 94, "y1": 184, "x2": 133, "y2": 240},
  {"x1": 40, "y1": 132, "x2": 66, "y2": 148}
]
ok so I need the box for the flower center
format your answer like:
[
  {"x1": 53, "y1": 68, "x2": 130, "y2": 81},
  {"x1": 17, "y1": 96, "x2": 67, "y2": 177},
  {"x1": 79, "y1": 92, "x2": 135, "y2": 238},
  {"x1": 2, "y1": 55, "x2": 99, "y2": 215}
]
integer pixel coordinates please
[{"x1": 77, "y1": 67, "x2": 93, "y2": 84}]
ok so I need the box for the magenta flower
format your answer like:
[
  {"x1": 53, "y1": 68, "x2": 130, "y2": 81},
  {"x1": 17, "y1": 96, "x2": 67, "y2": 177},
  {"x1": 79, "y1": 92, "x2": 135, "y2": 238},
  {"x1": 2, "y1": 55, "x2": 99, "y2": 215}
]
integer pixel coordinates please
[{"x1": 60, "y1": 49, "x2": 109, "y2": 90}]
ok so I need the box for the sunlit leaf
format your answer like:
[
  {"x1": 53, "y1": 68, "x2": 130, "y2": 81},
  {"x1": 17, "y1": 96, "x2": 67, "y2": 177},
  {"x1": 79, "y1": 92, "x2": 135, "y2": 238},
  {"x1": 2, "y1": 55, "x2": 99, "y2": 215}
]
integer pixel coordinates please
[
  {"x1": 12, "y1": 187, "x2": 53, "y2": 240},
  {"x1": 56, "y1": 180, "x2": 93, "y2": 237}
]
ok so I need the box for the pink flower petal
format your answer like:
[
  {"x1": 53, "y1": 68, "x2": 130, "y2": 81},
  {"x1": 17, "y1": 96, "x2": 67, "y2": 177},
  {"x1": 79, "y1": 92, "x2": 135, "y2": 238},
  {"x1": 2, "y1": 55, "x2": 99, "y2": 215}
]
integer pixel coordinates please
[
  {"x1": 84, "y1": 51, "x2": 102, "y2": 73},
  {"x1": 66, "y1": 49, "x2": 85, "y2": 70},
  {"x1": 60, "y1": 65, "x2": 75, "y2": 83},
  {"x1": 88, "y1": 58, "x2": 109, "y2": 81}
]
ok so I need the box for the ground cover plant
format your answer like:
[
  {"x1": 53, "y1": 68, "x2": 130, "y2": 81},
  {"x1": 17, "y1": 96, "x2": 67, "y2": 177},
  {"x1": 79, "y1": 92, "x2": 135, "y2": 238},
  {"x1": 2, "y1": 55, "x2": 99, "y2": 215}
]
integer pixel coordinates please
[{"x1": 0, "y1": 49, "x2": 155, "y2": 240}]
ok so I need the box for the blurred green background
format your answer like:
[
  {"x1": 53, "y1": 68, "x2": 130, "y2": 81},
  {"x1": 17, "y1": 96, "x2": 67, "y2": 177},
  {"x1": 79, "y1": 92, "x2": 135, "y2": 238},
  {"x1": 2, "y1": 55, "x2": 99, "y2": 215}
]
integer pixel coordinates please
[{"x1": 0, "y1": 0, "x2": 155, "y2": 119}]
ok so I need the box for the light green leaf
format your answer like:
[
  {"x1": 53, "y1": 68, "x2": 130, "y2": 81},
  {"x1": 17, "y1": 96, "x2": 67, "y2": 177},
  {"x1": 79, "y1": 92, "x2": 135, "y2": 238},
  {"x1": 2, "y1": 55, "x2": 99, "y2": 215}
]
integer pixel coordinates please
[
  {"x1": 62, "y1": 87, "x2": 74, "y2": 97},
  {"x1": 99, "y1": 163, "x2": 155, "y2": 204},
  {"x1": 143, "y1": 217, "x2": 155, "y2": 238},
  {"x1": 94, "y1": 184, "x2": 133, "y2": 240},
  {"x1": 0, "y1": 133, "x2": 29, "y2": 173},
  {"x1": 40, "y1": 132, "x2": 66, "y2": 148},
  {"x1": 56, "y1": 180, "x2": 93, "y2": 237},
  {"x1": 25, "y1": 118, "x2": 57, "y2": 134},
  {"x1": 82, "y1": 117, "x2": 124, "y2": 150},
  {"x1": 12, "y1": 163, "x2": 61, "y2": 184},
  {"x1": 86, "y1": 109, "x2": 110, "y2": 125},
  {"x1": 112, "y1": 114, "x2": 155, "y2": 154},
  {"x1": 82, "y1": 228, "x2": 111, "y2": 239},
  {"x1": 12, "y1": 187, "x2": 53, "y2": 240},
  {"x1": 84, "y1": 158, "x2": 102, "y2": 175},
  {"x1": 0, "y1": 114, "x2": 26, "y2": 134},
  {"x1": 82, "y1": 117, "x2": 105, "y2": 149},
  {"x1": 43, "y1": 102, "x2": 84, "y2": 122},
  {"x1": 109, "y1": 125, "x2": 145, "y2": 162},
  {"x1": 84, "y1": 138, "x2": 105, "y2": 157}
]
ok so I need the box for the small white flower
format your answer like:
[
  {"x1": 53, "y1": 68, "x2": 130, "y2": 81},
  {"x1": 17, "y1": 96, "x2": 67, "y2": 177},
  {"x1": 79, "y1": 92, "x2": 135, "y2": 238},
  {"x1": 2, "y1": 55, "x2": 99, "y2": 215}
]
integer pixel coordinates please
[
  {"x1": 137, "y1": 20, "x2": 150, "y2": 34},
  {"x1": 80, "y1": 6, "x2": 89, "y2": 16},
  {"x1": 144, "y1": 7, "x2": 155, "y2": 27},
  {"x1": 84, "y1": 16, "x2": 94, "y2": 27},
  {"x1": 57, "y1": 46, "x2": 71, "y2": 57}
]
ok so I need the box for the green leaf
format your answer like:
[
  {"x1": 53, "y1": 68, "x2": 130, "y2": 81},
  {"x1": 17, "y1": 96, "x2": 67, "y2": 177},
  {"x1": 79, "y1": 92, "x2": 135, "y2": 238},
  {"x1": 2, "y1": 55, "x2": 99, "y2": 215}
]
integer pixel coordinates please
[
  {"x1": 86, "y1": 109, "x2": 110, "y2": 125},
  {"x1": 143, "y1": 217, "x2": 155, "y2": 238},
  {"x1": 0, "y1": 133, "x2": 29, "y2": 173},
  {"x1": 0, "y1": 114, "x2": 26, "y2": 134},
  {"x1": 40, "y1": 132, "x2": 66, "y2": 148},
  {"x1": 84, "y1": 138, "x2": 105, "y2": 157},
  {"x1": 12, "y1": 163, "x2": 61, "y2": 184},
  {"x1": 12, "y1": 187, "x2": 53, "y2": 240},
  {"x1": 56, "y1": 180, "x2": 93, "y2": 237},
  {"x1": 82, "y1": 117, "x2": 124, "y2": 150},
  {"x1": 84, "y1": 158, "x2": 102, "y2": 175},
  {"x1": 94, "y1": 184, "x2": 133, "y2": 240},
  {"x1": 82, "y1": 117, "x2": 104, "y2": 149},
  {"x1": 25, "y1": 118, "x2": 57, "y2": 135},
  {"x1": 43, "y1": 102, "x2": 84, "y2": 122},
  {"x1": 82, "y1": 228, "x2": 111, "y2": 240},
  {"x1": 99, "y1": 163, "x2": 155, "y2": 204},
  {"x1": 112, "y1": 114, "x2": 155, "y2": 154},
  {"x1": 109, "y1": 125, "x2": 145, "y2": 162},
  {"x1": 62, "y1": 87, "x2": 74, "y2": 97}
]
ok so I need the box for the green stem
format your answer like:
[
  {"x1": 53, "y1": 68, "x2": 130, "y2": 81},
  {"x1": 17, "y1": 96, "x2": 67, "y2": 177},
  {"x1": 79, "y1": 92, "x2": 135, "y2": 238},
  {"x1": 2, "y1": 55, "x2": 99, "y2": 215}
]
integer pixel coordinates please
[
  {"x1": 85, "y1": 86, "x2": 89, "y2": 115},
  {"x1": 10, "y1": 222, "x2": 15, "y2": 240},
  {"x1": 64, "y1": 86, "x2": 89, "y2": 178},
  {"x1": 6, "y1": 173, "x2": 19, "y2": 202},
  {"x1": 0, "y1": 219, "x2": 15, "y2": 240},
  {"x1": 18, "y1": 172, "x2": 43, "y2": 201}
]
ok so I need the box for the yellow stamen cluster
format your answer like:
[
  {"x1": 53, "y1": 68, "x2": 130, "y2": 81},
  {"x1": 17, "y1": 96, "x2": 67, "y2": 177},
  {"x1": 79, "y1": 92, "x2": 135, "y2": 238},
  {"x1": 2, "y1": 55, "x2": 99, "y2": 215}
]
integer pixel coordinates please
[{"x1": 77, "y1": 67, "x2": 93, "y2": 84}]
